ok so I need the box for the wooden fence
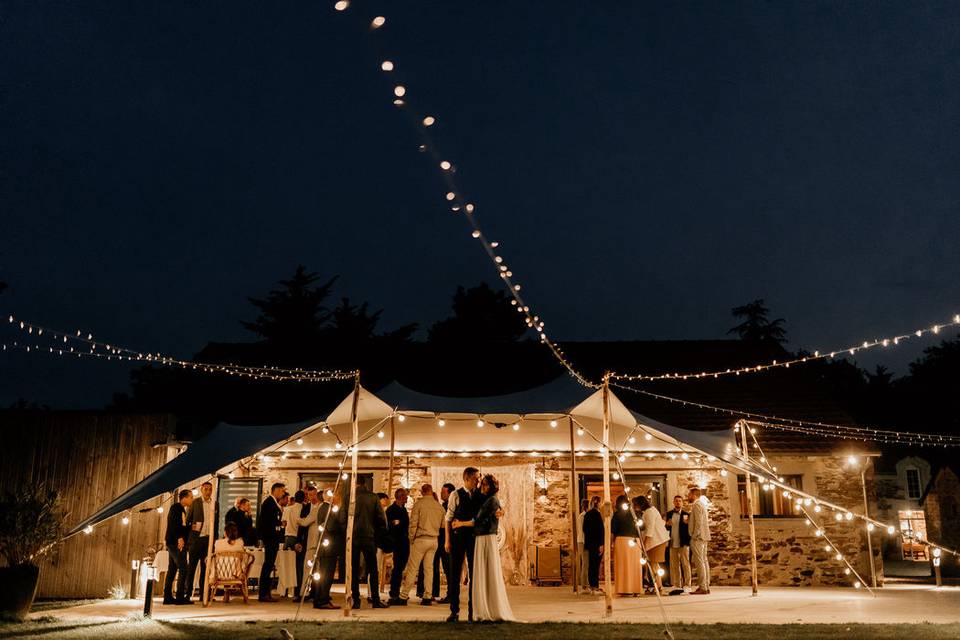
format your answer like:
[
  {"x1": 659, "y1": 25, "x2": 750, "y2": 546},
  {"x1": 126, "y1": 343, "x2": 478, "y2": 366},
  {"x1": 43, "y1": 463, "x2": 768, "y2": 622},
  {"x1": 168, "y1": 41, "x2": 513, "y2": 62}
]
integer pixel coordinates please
[{"x1": 0, "y1": 411, "x2": 174, "y2": 598}]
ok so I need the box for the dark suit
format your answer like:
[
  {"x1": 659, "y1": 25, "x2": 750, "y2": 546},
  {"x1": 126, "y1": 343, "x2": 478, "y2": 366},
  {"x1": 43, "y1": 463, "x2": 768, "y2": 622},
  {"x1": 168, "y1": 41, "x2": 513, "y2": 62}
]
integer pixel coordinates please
[
  {"x1": 448, "y1": 487, "x2": 482, "y2": 618},
  {"x1": 163, "y1": 502, "x2": 190, "y2": 601},
  {"x1": 185, "y1": 497, "x2": 216, "y2": 599},
  {"x1": 256, "y1": 495, "x2": 283, "y2": 600},
  {"x1": 313, "y1": 502, "x2": 344, "y2": 607},
  {"x1": 350, "y1": 486, "x2": 387, "y2": 604},
  {"x1": 386, "y1": 502, "x2": 409, "y2": 599},
  {"x1": 582, "y1": 508, "x2": 604, "y2": 589}
]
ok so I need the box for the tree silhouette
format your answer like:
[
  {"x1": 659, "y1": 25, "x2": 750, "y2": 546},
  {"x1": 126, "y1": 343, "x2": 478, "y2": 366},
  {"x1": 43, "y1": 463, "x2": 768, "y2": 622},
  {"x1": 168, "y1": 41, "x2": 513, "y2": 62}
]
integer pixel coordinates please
[
  {"x1": 329, "y1": 297, "x2": 417, "y2": 346},
  {"x1": 428, "y1": 282, "x2": 528, "y2": 343},
  {"x1": 727, "y1": 299, "x2": 787, "y2": 344},
  {"x1": 241, "y1": 266, "x2": 337, "y2": 348}
]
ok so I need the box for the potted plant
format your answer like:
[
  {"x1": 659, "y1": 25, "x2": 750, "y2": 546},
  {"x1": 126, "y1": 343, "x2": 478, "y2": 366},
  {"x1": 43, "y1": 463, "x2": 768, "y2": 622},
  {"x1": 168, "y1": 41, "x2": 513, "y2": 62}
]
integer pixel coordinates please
[{"x1": 0, "y1": 486, "x2": 66, "y2": 621}]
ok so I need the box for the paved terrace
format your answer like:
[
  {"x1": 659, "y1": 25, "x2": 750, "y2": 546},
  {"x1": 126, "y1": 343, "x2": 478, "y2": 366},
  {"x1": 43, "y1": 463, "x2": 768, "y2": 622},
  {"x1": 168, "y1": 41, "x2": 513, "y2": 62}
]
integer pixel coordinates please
[{"x1": 34, "y1": 584, "x2": 960, "y2": 624}]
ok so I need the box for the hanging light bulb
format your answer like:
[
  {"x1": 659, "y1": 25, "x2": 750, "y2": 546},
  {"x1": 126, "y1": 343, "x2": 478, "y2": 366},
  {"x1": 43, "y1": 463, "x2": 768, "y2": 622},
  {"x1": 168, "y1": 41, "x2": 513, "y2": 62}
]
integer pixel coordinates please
[
  {"x1": 512, "y1": 423, "x2": 520, "y2": 431},
  {"x1": 445, "y1": 192, "x2": 456, "y2": 201},
  {"x1": 156, "y1": 506, "x2": 164, "y2": 514},
  {"x1": 477, "y1": 419, "x2": 485, "y2": 427},
  {"x1": 394, "y1": 85, "x2": 406, "y2": 97},
  {"x1": 550, "y1": 420, "x2": 558, "y2": 428},
  {"x1": 887, "y1": 525, "x2": 895, "y2": 535},
  {"x1": 334, "y1": 1, "x2": 349, "y2": 10},
  {"x1": 381, "y1": 60, "x2": 394, "y2": 71},
  {"x1": 83, "y1": 525, "x2": 94, "y2": 535},
  {"x1": 440, "y1": 161, "x2": 452, "y2": 170},
  {"x1": 341, "y1": 472, "x2": 349, "y2": 480},
  {"x1": 397, "y1": 414, "x2": 406, "y2": 422},
  {"x1": 422, "y1": 116, "x2": 435, "y2": 126},
  {"x1": 377, "y1": 430, "x2": 385, "y2": 439},
  {"x1": 121, "y1": 516, "x2": 130, "y2": 526},
  {"x1": 371, "y1": 16, "x2": 385, "y2": 28},
  {"x1": 438, "y1": 419, "x2": 446, "y2": 427},
  {"x1": 576, "y1": 427, "x2": 584, "y2": 436},
  {"x1": 297, "y1": 438, "x2": 304, "y2": 445}
]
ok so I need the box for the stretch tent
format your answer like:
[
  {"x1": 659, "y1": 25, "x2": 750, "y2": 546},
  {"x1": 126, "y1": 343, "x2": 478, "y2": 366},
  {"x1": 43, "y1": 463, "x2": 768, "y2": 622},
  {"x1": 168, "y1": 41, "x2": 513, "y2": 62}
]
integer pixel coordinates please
[{"x1": 69, "y1": 376, "x2": 757, "y2": 536}]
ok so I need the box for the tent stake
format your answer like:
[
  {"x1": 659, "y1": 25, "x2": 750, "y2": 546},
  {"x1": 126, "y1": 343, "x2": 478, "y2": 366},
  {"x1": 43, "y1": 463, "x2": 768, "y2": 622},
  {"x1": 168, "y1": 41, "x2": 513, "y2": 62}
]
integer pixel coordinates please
[
  {"x1": 739, "y1": 422, "x2": 760, "y2": 596},
  {"x1": 601, "y1": 374, "x2": 613, "y2": 617},
  {"x1": 343, "y1": 374, "x2": 361, "y2": 617},
  {"x1": 568, "y1": 416, "x2": 580, "y2": 594}
]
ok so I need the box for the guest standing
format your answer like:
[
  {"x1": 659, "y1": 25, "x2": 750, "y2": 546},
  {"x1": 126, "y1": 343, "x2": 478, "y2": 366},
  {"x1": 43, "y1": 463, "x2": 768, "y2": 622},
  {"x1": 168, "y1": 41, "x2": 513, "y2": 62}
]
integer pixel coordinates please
[
  {"x1": 401, "y1": 484, "x2": 447, "y2": 605},
  {"x1": 611, "y1": 494, "x2": 642, "y2": 596},
  {"x1": 350, "y1": 480, "x2": 389, "y2": 608},
  {"x1": 283, "y1": 490, "x2": 306, "y2": 599},
  {"x1": 256, "y1": 482, "x2": 286, "y2": 602},
  {"x1": 635, "y1": 495, "x2": 669, "y2": 591},
  {"x1": 581, "y1": 495, "x2": 604, "y2": 594},
  {"x1": 386, "y1": 488, "x2": 410, "y2": 605},
  {"x1": 186, "y1": 481, "x2": 216, "y2": 601},
  {"x1": 419, "y1": 482, "x2": 455, "y2": 601},
  {"x1": 687, "y1": 486, "x2": 711, "y2": 595},
  {"x1": 664, "y1": 495, "x2": 691, "y2": 591},
  {"x1": 225, "y1": 497, "x2": 257, "y2": 547},
  {"x1": 163, "y1": 490, "x2": 193, "y2": 605},
  {"x1": 576, "y1": 498, "x2": 590, "y2": 592},
  {"x1": 307, "y1": 491, "x2": 344, "y2": 609},
  {"x1": 445, "y1": 467, "x2": 482, "y2": 622}
]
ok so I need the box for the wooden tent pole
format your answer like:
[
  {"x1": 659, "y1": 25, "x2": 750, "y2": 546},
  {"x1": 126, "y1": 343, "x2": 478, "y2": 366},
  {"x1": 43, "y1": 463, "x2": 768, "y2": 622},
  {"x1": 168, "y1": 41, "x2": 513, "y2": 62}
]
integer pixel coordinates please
[
  {"x1": 568, "y1": 416, "x2": 580, "y2": 594},
  {"x1": 601, "y1": 374, "x2": 613, "y2": 617},
  {"x1": 343, "y1": 374, "x2": 361, "y2": 617},
  {"x1": 861, "y1": 461, "x2": 878, "y2": 589},
  {"x1": 739, "y1": 421, "x2": 760, "y2": 596},
  {"x1": 387, "y1": 416, "x2": 396, "y2": 499}
]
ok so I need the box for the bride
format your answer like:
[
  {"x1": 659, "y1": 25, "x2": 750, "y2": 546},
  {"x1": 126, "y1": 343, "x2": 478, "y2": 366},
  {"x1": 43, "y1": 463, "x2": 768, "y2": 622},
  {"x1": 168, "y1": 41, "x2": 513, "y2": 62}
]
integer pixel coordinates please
[{"x1": 451, "y1": 473, "x2": 516, "y2": 622}]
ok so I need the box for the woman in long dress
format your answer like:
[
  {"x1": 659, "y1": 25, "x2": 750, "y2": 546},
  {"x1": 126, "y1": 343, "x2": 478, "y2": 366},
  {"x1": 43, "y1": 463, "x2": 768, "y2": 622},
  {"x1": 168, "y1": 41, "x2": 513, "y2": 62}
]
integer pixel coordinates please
[
  {"x1": 451, "y1": 473, "x2": 515, "y2": 622},
  {"x1": 611, "y1": 494, "x2": 643, "y2": 596}
]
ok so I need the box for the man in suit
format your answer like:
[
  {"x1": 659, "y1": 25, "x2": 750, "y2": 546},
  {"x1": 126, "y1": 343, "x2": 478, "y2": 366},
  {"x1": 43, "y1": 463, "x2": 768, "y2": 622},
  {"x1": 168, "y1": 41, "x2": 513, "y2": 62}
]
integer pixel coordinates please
[
  {"x1": 308, "y1": 490, "x2": 344, "y2": 609},
  {"x1": 185, "y1": 481, "x2": 216, "y2": 602},
  {"x1": 664, "y1": 494, "x2": 692, "y2": 592},
  {"x1": 687, "y1": 486, "x2": 711, "y2": 595},
  {"x1": 224, "y1": 497, "x2": 257, "y2": 547},
  {"x1": 283, "y1": 490, "x2": 306, "y2": 599},
  {"x1": 386, "y1": 487, "x2": 410, "y2": 605},
  {"x1": 257, "y1": 482, "x2": 286, "y2": 602},
  {"x1": 163, "y1": 490, "x2": 193, "y2": 605},
  {"x1": 350, "y1": 479, "x2": 389, "y2": 608},
  {"x1": 445, "y1": 467, "x2": 482, "y2": 622}
]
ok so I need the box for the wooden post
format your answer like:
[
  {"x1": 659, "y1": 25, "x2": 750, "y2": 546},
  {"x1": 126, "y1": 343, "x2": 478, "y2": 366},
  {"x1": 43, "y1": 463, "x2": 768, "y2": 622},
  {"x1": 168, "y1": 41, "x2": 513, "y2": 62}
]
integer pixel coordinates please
[
  {"x1": 343, "y1": 375, "x2": 361, "y2": 617},
  {"x1": 739, "y1": 422, "x2": 760, "y2": 596},
  {"x1": 860, "y1": 463, "x2": 878, "y2": 589},
  {"x1": 568, "y1": 416, "x2": 580, "y2": 594},
  {"x1": 601, "y1": 374, "x2": 613, "y2": 617},
  {"x1": 387, "y1": 416, "x2": 396, "y2": 500}
]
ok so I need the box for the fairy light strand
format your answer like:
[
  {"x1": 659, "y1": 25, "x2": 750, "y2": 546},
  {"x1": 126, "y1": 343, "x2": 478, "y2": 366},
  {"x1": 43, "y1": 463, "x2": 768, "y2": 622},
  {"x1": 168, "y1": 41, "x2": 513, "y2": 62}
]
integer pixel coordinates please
[
  {"x1": 4, "y1": 314, "x2": 356, "y2": 382},
  {"x1": 610, "y1": 314, "x2": 960, "y2": 382},
  {"x1": 332, "y1": 3, "x2": 596, "y2": 389}
]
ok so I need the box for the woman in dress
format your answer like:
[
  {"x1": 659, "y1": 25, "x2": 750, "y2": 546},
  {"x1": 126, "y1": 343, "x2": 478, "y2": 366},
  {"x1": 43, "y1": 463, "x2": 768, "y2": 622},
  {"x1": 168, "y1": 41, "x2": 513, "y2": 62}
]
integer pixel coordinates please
[
  {"x1": 451, "y1": 473, "x2": 515, "y2": 622},
  {"x1": 611, "y1": 494, "x2": 643, "y2": 596},
  {"x1": 634, "y1": 495, "x2": 669, "y2": 592}
]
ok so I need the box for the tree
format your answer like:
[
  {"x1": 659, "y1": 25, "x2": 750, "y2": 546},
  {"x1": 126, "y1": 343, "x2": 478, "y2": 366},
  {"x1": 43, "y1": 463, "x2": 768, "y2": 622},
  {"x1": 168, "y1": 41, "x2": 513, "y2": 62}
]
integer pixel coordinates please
[
  {"x1": 241, "y1": 266, "x2": 337, "y2": 347},
  {"x1": 428, "y1": 282, "x2": 528, "y2": 343},
  {"x1": 727, "y1": 299, "x2": 787, "y2": 344},
  {"x1": 328, "y1": 297, "x2": 417, "y2": 345}
]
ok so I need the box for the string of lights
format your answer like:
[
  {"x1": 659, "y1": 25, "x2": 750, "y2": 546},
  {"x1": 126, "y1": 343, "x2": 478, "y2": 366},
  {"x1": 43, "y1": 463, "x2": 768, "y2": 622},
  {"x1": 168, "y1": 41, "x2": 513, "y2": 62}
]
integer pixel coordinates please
[
  {"x1": 4, "y1": 313, "x2": 356, "y2": 382},
  {"x1": 610, "y1": 313, "x2": 960, "y2": 382},
  {"x1": 744, "y1": 423, "x2": 960, "y2": 562},
  {"x1": 331, "y1": 2, "x2": 595, "y2": 389},
  {"x1": 610, "y1": 380, "x2": 960, "y2": 446}
]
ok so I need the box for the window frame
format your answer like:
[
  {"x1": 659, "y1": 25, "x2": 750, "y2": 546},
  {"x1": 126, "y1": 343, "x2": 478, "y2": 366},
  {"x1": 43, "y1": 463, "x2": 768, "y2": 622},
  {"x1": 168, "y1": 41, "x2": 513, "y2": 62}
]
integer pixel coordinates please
[
  {"x1": 905, "y1": 467, "x2": 922, "y2": 499},
  {"x1": 737, "y1": 473, "x2": 805, "y2": 519}
]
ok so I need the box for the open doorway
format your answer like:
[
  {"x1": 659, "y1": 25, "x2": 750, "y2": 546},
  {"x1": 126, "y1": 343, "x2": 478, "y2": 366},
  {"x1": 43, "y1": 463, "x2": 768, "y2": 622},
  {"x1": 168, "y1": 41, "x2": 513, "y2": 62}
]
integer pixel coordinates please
[{"x1": 578, "y1": 473, "x2": 667, "y2": 513}]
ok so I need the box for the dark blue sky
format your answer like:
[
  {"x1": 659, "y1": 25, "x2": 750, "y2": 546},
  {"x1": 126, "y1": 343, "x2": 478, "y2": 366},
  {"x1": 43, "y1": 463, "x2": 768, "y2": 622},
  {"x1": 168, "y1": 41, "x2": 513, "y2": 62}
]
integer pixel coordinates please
[{"x1": 2, "y1": 1, "x2": 958, "y2": 408}]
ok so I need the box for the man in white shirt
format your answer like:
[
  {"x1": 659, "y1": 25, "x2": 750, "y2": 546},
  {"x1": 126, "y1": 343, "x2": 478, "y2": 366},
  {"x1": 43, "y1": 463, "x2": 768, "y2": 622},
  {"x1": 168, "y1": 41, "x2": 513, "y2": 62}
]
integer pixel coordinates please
[
  {"x1": 283, "y1": 490, "x2": 307, "y2": 598},
  {"x1": 686, "y1": 486, "x2": 711, "y2": 595}
]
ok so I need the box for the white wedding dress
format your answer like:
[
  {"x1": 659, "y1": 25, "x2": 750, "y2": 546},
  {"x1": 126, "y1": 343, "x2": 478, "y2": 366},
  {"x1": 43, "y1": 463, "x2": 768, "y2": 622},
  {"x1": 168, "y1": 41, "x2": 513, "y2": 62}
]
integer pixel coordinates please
[{"x1": 471, "y1": 495, "x2": 516, "y2": 622}]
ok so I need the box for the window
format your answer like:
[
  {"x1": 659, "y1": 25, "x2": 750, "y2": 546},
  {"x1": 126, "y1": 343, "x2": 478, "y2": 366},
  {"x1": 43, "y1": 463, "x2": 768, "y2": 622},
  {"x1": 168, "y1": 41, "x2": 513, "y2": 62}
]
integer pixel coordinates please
[
  {"x1": 216, "y1": 477, "x2": 262, "y2": 538},
  {"x1": 738, "y1": 474, "x2": 803, "y2": 518},
  {"x1": 905, "y1": 468, "x2": 922, "y2": 499}
]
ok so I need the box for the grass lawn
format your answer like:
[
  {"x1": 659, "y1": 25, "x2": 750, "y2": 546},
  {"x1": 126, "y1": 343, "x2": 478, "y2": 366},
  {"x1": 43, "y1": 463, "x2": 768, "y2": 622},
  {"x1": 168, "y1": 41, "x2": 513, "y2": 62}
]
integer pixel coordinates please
[{"x1": 3, "y1": 620, "x2": 960, "y2": 640}]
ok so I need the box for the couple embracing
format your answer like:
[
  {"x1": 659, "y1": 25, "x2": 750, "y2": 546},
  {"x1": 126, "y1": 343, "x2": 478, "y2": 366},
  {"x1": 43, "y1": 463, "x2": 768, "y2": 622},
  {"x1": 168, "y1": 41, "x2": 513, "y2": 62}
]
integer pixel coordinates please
[{"x1": 445, "y1": 466, "x2": 515, "y2": 623}]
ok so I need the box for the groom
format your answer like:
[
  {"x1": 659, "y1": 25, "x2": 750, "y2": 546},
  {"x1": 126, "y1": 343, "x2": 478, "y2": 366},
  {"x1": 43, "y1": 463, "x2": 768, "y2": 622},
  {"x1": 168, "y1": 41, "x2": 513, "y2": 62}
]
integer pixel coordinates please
[{"x1": 445, "y1": 467, "x2": 482, "y2": 622}]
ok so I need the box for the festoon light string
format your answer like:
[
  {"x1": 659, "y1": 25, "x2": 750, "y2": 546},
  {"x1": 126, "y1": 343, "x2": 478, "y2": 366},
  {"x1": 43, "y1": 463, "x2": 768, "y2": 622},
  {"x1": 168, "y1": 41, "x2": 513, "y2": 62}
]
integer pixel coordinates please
[
  {"x1": 610, "y1": 313, "x2": 960, "y2": 383},
  {"x1": 744, "y1": 422, "x2": 960, "y2": 567},
  {"x1": 331, "y1": 2, "x2": 595, "y2": 389},
  {"x1": 4, "y1": 314, "x2": 356, "y2": 382},
  {"x1": 610, "y1": 380, "x2": 960, "y2": 447}
]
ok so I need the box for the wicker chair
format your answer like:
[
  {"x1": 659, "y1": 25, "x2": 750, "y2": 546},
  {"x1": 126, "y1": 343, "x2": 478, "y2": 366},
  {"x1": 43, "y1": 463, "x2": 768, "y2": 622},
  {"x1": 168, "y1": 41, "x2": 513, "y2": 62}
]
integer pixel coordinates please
[{"x1": 203, "y1": 550, "x2": 255, "y2": 606}]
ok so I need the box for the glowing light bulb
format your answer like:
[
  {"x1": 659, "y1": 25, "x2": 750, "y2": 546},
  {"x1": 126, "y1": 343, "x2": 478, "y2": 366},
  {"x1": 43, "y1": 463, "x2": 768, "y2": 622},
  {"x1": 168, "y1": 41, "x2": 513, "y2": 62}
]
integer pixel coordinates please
[
  {"x1": 397, "y1": 414, "x2": 406, "y2": 422},
  {"x1": 440, "y1": 161, "x2": 451, "y2": 170},
  {"x1": 720, "y1": 469, "x2": 728, "y2": 477},
  {"x1": 887, "y1": 525, "x2": 895, "y2": 535},
  {"x1": 621, "y1": 503, "x2": 629, "y2": 511},
  {"x1": 422, "y1": 116, "x2": 435, "y2": 126},
  {"x1": 325, "y1": 489, "x2": 334, "y2": 498},
  {"x1": 612, "y1": 472, "x2": 620, "y2": 480},
  {"x1": 577, "y1": 427, "x2": 584, "y2": 436},
  {"x1": 341, "y1": 472, "x2": 349, "y2": 480},
  {"x1": 394, "y1": 85, "x2": 406, "y2": 97},
  {"x1": 83, "y1": 525, "x2": 94, "y2": 534},
  {"x1": 331, "y1": 505, "x2": 339, "y2": 513},
  {"x1": 836, "y1": 553, "x2": 843, "y2": 561},
  {"x1": 477, "y1": 419, "x2": 484, "y2": 427},
  {"x1": 815, "y1": 529, "x2": 823, "y2": 537},
  {"x1": 297, "y1": 438, "x2": 304, "y2": 445},
  {"x1": 334, "y1": 1, "x2": 349, "y2": 11},
  {"x1": 307, "y1": 560, "x2": 314, "y2": 567},
  {"x1": 445, "y1": 192, "x2": 456, "y2": 201},
  {"x1": 313, "y1": 572, "x2": 321, "y2": 580},
  {"x1": 845, "y1": 512, "x2": 853, "y2": 521},
  {"x1": 628, "y1": 436, "x2": 636, "y2": 444},
  {"x1": 854, "y1": 582, "x2": 862, "y2": 589},
  {"x1": 156, "y1": 506, "x2": 164, "y2": 514},
  {"x1": 121, "y1": 516, "x2": 129, "y2": 526},
  {"x1": 192, "y1": 488, "x2": 199, "y2": 496},
  {"x1": 371, "y1": 16, "x2": 385, "y2": 28},
  {"x1": 835, "y1": 512, "x2": 843, "y2": 521},
  {"x1": 438, "y1": 419, "x2": 446, "y2": 427},
  {"x1": 867, "y1": 523, "x2": 874, "y2": 532},
  {"x1": 657, "y1": 568, "x2": 665, "y2": 577},
  {"x1": 628, "y1": 539, "x2": 636, "y2": 547},
  {"x1": 550, "y1": 420, "x2": 558, "y2": 428},
  {"x1": 321, "y1": 426, "x2": 330, "y2": 434},
  {"x1": 381, "y1": 60, "x2": 394, "y2": 71},
  {"x1": 322, "y1": 539, "x2": 330, "y2": 547},
  {"x1": 377, "y1": 430, "x2": 385, "y2": 439}
]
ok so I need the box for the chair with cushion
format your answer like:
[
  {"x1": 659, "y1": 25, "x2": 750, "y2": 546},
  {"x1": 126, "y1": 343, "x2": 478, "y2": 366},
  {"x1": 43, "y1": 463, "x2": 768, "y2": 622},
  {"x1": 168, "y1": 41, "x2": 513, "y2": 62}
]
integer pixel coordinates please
[{"x1": 203, "y1": 550, "x2": 255, "y2": 605}]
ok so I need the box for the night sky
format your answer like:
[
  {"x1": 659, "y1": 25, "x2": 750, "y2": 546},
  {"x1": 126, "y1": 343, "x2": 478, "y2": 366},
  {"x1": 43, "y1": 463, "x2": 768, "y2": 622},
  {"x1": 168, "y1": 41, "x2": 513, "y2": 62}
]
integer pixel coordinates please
[{"x1": 2, "y1": 2, "x2": 958, "y2": 408}]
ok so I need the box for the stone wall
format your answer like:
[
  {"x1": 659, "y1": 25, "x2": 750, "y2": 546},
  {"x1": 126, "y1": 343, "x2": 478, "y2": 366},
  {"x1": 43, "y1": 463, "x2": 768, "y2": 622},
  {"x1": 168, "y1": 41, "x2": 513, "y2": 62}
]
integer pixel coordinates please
[{"x1": 924, "y1": 467, "x2": 960, "y2": 573}]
